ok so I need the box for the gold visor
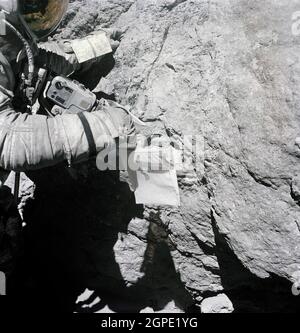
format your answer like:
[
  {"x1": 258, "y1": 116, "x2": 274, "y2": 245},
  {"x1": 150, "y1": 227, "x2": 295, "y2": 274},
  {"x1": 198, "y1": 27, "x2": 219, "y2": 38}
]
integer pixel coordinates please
[{"x1": 19, "y1": 0, "x2": 69, "y2": 39}]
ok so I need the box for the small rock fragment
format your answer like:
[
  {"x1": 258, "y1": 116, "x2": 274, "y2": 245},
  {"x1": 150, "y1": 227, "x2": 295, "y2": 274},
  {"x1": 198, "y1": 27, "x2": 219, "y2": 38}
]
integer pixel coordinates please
[{"x1": 201, "y1": 294, "x2": 234, "y2": 314}]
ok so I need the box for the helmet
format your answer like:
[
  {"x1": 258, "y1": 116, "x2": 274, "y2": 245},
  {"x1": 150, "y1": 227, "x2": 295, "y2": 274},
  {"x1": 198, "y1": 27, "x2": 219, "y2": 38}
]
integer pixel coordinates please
[{"x1": 0, "y1": 0, "x2": 69, "y2": 40}]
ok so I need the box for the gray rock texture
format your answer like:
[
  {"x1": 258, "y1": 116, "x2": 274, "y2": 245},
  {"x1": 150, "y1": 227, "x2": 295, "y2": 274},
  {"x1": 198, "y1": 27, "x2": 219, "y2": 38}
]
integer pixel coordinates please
[
  {"x1": 201, "y1": 293, "x2": 234, "y2": 313},
  {"x1": 11, "y1": 0, "x2": 300, "y2": 312}
]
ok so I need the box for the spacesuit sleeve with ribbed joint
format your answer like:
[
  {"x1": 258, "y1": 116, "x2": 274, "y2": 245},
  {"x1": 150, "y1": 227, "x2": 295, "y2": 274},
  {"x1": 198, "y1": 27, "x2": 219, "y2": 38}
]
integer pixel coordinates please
[{"x1": 0, "y1": 51, "x2": 119, "y2": 172}]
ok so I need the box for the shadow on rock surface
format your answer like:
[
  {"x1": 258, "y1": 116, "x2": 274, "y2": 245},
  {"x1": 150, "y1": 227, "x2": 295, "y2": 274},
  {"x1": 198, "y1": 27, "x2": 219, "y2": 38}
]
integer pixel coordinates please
[
  {"x1": 75, "y1": 223, "x2": 195, "y2": 313},
  {"x1": 11, "y1": 163, "x2": 193, "y2": 313},
  {"x1": 11, "y1": 165, "x2": 136, "y2": 311},
  {"x1": 211, "y1": 212, "x2": 300, "y2": 313}
]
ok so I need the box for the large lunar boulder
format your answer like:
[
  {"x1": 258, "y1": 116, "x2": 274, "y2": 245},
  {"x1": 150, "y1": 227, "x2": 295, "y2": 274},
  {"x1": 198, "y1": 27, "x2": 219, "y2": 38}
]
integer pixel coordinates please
[
  {"x1": 106, "y1": 0, "x2": 300, "y2": 281},
  {"x1": 23, "y1": 0, "x2": 300, "y2": 311}
]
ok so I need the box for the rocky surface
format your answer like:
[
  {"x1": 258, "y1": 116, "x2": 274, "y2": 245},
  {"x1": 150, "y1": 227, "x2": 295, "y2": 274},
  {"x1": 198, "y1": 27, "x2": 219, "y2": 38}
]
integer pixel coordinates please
[
  {"x1": 11, "y1": 0, "x2": 300, "y2": 312},
  {"x1": 200, "y1": 293, "x2": 234, "y2": 313}
]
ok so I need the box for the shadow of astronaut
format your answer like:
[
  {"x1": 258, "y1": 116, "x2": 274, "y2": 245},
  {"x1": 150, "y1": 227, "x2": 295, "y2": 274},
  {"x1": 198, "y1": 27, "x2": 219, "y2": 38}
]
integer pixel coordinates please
[{"x1": 74, "y1": 219, "x2": 195, "y2": 314}]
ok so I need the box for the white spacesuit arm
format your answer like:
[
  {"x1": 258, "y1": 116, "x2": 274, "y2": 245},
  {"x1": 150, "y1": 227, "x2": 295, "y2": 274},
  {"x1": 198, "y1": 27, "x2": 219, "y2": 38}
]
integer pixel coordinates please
[
  {"x1": 0, "y1": 89, "x2": 120, "y2": 171},
  {"x1": 0, "y1": 52, "x2": 122, "y2": 172}
]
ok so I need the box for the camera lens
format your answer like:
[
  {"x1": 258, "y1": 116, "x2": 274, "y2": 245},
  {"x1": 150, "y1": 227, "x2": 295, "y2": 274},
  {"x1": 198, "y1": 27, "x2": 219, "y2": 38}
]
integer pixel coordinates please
[{"x1": 55, "y1": 82, "x2": 63, "y2": 90}]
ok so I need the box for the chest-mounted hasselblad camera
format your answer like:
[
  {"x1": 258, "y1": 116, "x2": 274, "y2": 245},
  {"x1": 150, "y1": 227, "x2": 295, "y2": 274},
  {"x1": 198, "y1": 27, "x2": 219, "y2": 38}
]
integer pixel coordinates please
[{"x1": 43, "y1": 76, "x2": 97, "y2": 116}]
